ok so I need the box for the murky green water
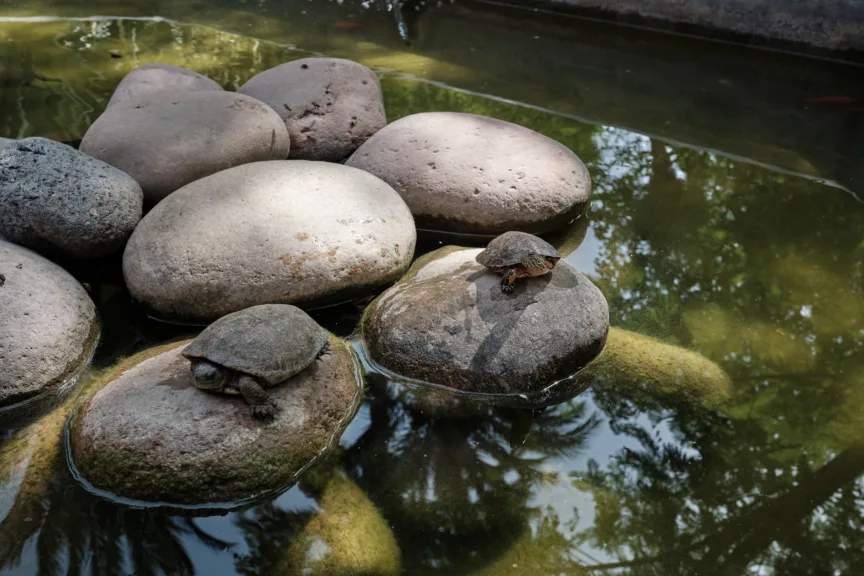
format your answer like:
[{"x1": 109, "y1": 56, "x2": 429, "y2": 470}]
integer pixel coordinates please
[{"x1": 2, "y1": 1, "x2": 863, "y2": 574}]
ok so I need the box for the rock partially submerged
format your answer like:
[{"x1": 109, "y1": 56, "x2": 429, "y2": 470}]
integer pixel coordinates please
[
  {"x1": 347, "y1": 112, "x2": 591, "y2": 235},
  {"x1": 123, "y1": 160, "x2": 416, "y2": 323},
  {"x1": 81, "y1": 90, "x2": 290, "y2": 203},
  {"x1": 0, "y1": 240, "x2": 99, "y2": 413},
  {"x1": 107, "y1": 63, "x2": 223, "y2": 108},
  {"x1": 360, "y1": 246, "x2": 608, "y2": 406},
  {"x1": 239, "y1": 57, "x2": 386, "y2": 161},
  {"x1": 0, "y1": 138, "x2": 143, "y2": 259},
  {"x1": 69, "y1": 338, "x2": 361, "y2": 505}
]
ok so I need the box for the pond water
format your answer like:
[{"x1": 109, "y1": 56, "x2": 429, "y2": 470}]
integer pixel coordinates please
[{"x1": 1, "y1": 1, "x2": 863, "y2": 574}]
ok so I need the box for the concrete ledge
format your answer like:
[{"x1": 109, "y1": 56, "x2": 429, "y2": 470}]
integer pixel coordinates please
[{"x1": 482, "y1": 0, "x2": 864, "y2": 54}]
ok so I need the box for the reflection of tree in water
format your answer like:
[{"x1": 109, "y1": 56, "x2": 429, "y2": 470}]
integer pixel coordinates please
[
  {"x1": 343, "y1": 383, "x2": 600, "y2": 574},
  {"x1": 569, "y1": 128, "x2": 864, "y2": 574}
]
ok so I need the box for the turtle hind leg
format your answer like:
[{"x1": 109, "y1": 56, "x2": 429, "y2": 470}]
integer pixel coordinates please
[
  {"x1": 237, "y1": 375, "x2": 277, "y2": 420},
  {"x1": 316, "y1": 340, "x2": 331, "y2": 360},
  {"x1": 500, "y1": 269, "x2": 517, "y2": 293}
]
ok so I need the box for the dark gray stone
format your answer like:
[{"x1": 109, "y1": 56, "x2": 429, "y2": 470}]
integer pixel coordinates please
[
  {"x1": 107, "y1": 63, "x2": 223, "y2": 108},
  {"x1": 346, "y1": 112, "x2": 591, "y2": 235},
  {"x1": 0, "y1": 138, "x2": 143, "y2": 259},
  {"x1": 70, "y1": 338, "x2": 361, "y2": 505},
  {"x1": 0, "y1": 240, "x2": 99, "y2": 410},
  {"x1": 239, "y1": 58, "x2": 386, "y2": 162},
  {"x1": 361, "y1": 247, "x2": 609, "y2": 405}
]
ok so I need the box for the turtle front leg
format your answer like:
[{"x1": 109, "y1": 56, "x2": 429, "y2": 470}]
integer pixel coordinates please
[
  {"x1": 500, "y1": 268, "x2": 517, "y2": 293},
  {"x1": 237, "y1": 375, "x2": 277, "y2": 420}
]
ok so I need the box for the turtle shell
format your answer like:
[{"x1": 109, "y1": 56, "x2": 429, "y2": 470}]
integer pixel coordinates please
[
  {"x1": 182, "y1": 304, "x2": 329, "y2": 385},
  {"x1": 475, "y1": 231, "x2": 560, "y2": 268}
]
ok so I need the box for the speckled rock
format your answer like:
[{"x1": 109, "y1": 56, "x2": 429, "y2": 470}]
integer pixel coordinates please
[
  {"x1": 0, "y1": 138, "x2": 143, "y2": 259},
  {"x1": 0, "y1": 240, "x2": 99, "y2": 411},
  {"x1": 346, "y1": 112, "x2": 591, "y2": 235},
  {"x1": 361, "y1": 246, "x2": 608, "y2": 405},
  {"x1": 70, "y1": 337, "x2": 361, "y2": 504},
  {"x1": 107, "y1": 63, "x2": 223, "y2": 108},
  {"x1": 0, "y1": 137, "x2": 14, "y2": 148},
  {"x1": 123, "y1": 160, "x2": 416, "y2": 323},
  {"x1": 80, "y1": 90, "x2": 290, "y2": 202},
  {"x1": 239, "y1": 58, "x2": 386, "y2": 162}
]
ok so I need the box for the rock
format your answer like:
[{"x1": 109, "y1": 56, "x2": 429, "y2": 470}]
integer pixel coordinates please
[
  {"x1": 0, "y1": 240, "x2": 99, "y2": 411},
  {"x1": 0, "y1": 138, "x2": 143, "y2": 259},
  {"x1": 0, "y1": 137, "x2": 13, "y2": 148},
  {"x1": 69, "y1": 337, "x2": 361, "y2": 504},
  {"x1": 346, "y1": 112, "x2": 591, "y2": 235},
  {"x1": 107, "y1": 63, "x2": 223, "y2": 108},
  {"x1": 276, "y1": 470, "x2": 402, "y2": 576},
  {"x1": 360, "y1": 246, "x2": 608, "y2": 405},
  {"x1": 80, "y1": 90, "x2": 291, "y2": 203},
  {"x1": 123, "y1": 160, "x2": 416, "y2": 323},
  {"x1": 239, "y1": 58, "x2": 386, "y2": 162}
]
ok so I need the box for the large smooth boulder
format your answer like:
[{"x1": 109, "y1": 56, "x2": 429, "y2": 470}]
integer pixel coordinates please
[
  {"x1": 346, "y1": 112, "x2": 591, "y2": 235},
  {"x1": 123, "y1": 160, "x2": 416, "y2": 323},
  {"x1": 107, "y1": 63, "x2": 223, "y2": 108},
  {"x1": 239, "y1": 58, "x2": 386, "y2": 162},
  {"x1": 80, "y1": 90, "x2": 290, "y2": 203},
  {"x1": 0, "y1": 240, "x2": 99, "y2": 410},
  {"x1": 361, "y1": 246, "x2": 608, "y2": 405},
  {"x1": 0, "y1": 138, "x2": 143, "y2": 259},
  {"x1": 70, "y1": 337, "x2": 361, "y2": 504}
]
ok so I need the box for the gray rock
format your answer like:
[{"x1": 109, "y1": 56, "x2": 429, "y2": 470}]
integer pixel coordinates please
[
  {"x1": 70, "y1": 338, "x2": 361, "y2": 504},
  {"x1": 0, "y1": 137, "x2": 14, "y2": 148},
  {"x1": 0, "y1": 138, "x2": 143, "y2": 259},
  {"x1": 239, "y1": 58, "x2": 386, "y2": 162},
  {"x1": 80, "y1": 90, "x2": 290, "y2": 203},
  {"x1": 0, "y1": 240, "x2": 99, "y2": 410},
  {"x1": 107, "y1": 63, "x2": 223, "y2": 108},
  {"x1": 361, "y1": 246, "x2": 608, "y2": 405},
  {"x1": 346, "y1": 112, "x2": 591, "y2": 235},
  {"x1": 123, "y1": 160, "x2": 416, "y2": 323}
]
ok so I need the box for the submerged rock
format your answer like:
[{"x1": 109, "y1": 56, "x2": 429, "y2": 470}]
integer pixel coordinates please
[
  {"x1": 346, "y1": 112, "x2": 591, "y2": 235},
  {"x1": 107, "y1": 63, "x2": 223, "y2": 108},
  {"x1": 0, "y1": 138, "x2": 143, "y2": 259},
  {"x1": 239, "y1": 58, "x2": 386, "y2": 162},
  {"x1": 360, "y1": 246, "x2": 608, "y2": 406},
  {"x1": 70, "y1": 337, "x2": 361, "y2": 505},
  {"x1": 0, "y1": 240, "x2": 99, "y2": 412},
  {"x1": 80, "y1": 90, "x2": 290, "y2": 203},
  {"x1": 123, "y1": 160, "x2": 416, "y2": 323}
]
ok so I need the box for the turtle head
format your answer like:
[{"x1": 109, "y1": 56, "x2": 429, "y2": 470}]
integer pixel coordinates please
[
  {"x1": 191, "y1": 360, "x2": 231, "y2": 391},
  {"x1": 520, "y1": 253, "x2": 558, "y2": 276}
]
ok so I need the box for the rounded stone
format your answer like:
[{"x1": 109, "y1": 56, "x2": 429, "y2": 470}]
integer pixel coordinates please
[
  {"x1": 69, "y1": 337, "x2": 361, "y2": 505},
  {"x1": 360, "y1": 246, "x2": 609, "y2": 404},
  {"x1": 107, "y1": 63, "x2": 223, "y2": 108},
  {"x1": 123, "y1": 160, "x2": 416, "y2": 323},
  {"x1": 0, "y1": 138, "x2": 143, "y2": 259},
  {"x1": 80, "y1": 90, "x2": 291, "y2": 203},
  {"x1": 346, "y1": 112, "x2": 591, "y2": 235},
  {"x1": 239, "y1": 58, "x2": 386, "y2": 162},
  {"x1": 0, "y1": 240, "x2": 99, "y2": 411}
]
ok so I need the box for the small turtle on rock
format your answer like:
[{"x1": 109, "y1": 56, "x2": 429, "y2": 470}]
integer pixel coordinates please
[
  {"x1": 476, "y1": 231, "x2": 561, "y2": 293},
  {"x1": 182, "y1": 304, "x2": 330, "y2": 420}
]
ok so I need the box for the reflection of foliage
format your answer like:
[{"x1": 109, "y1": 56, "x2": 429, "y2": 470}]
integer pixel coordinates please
[{"x1": 343, "y1": 385, "x2": 600, "y2": 574}]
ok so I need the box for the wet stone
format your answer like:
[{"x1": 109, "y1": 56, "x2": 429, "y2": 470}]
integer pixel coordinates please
[
  {"x1": 0, "y1": 240, "x2": 99, "y2": 412},
  {"x1": 69, "y1": 337, "x2": 361, "y2": 505},
  {"x1": 360, "y1": 246, "x2": 609, "y2": 405}
]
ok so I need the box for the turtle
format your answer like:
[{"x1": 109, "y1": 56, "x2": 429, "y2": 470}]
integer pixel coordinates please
[
  {"x1": 182, "y1": 304, "x2": 331, "y2": 420},
  {"x1": 476, "y1": 231, "x2": 561, "y2": 293}
]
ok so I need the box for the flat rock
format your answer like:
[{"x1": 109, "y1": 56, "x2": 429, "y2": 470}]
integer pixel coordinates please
[
  {"x1": 239, "y1": 58, "x2": 386, "y2": 162},
  {"x1": 361, "y1": 247, "x2": 608, "y2": 404},
  {"x1": 0, "y1": 240, "x2": 99, "y2": 411},
  {"x1": 107, "y1": 63, "x2": 223, "y2": 108},
  {"x1": 346, "y1": 112, "x2": 591, "y2": 235},
  {"x1": 69, "y1": 337, "x2": 361, "y2": 504},
  {"x1": 123, "y1": 160, "x2": 416, "y2": 323},
  {"x1": 80, "y1": 90, "x2": 290, "y2": 203},
  {"x1": 0, "y1": 138, "x2": 143, "y2": 259}
]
